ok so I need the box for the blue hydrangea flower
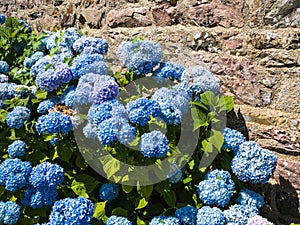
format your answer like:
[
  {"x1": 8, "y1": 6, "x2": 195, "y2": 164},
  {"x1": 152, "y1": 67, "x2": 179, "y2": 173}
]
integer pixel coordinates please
[
  {"x1": 49, "y1": 137, "x2": 60, "y2": 146},
  {"x1": 29, "y1": 162, "x2": 64, "y2": 189},
  {"x1": 49, "y1": 197, "x2": 94, "y2": 225},
  {"x1": 0, "y1": 83, "x2": 16, "y2": 100},
  {"x1": 117, "y1": 123, "x2": 136, "y2": 144},
  {"x1": 150, "y1": 216, "x2": 180, "y2": 225},
  {"x1": 73, "y1": 37, "x2": 109, "y2": 54},
  {"x1": 247, "y1": 215, "x2": 274, "y2": 225},
  {"x1": 0, "y1": 14, "x2": 6, "y2": 24},
  {"x1": 105, "y1": 215, "x2": 132, "y2": 225},
  {"x1": 197, "y1": 169, "x2": 235, "y2": 207},
  {"x1": 140, "y1": 130, "x2": 169, "y2": 158},
  {"x1": 6, "y1": 106, "x2": 31, "y2": 129},
  {"x1": 97, "y1": 117, "x2": 121, "y2": 145},
  {"x1": 0, "y1": 158, "x2": 32, "y2": 192},
  {"x1": 153, "y1": 62, "x2": 185, "y2": 81},
  {"x1": 85, "y1": 60, "x2": 108, "y2": 75},
  {"x1": 60, "y1": 28, "x2": 83, "y2": 50},
  {"x1": 0, "y1": 74, "x2": 8, "y2": 83},
  {"x1": 21, "y1": 186, "x2": 58, "y2": 208},
  {"x1": 231, "y1": 141, "x2": 277, "y2": 184},
  {"x1": 45, "y1": 31, "x2": 61, "y2": 51},
  {"x1": 36, "y1": 111, "x2": 72, "y2": 135},
  {"x1": 83, "y1": 123, "x2": 98, "y2": 140},
  {"x1": 90, "y1": 78, "x2": 119, "y2": 104},
  {"x1": 99, "y1": 183, "x2": 120, "y2": 202},
  {"x1": 13, "y1": 85, "x2": 32, "y2": 98},
  {"x1": 30, "y1": 55, "x2": 52, "y2": 77},
  {"x1": 0, "y1": 61, "x2": 9, "y2": 74},
  {"x1": 196, "y1": 206, "x2": 226, "y2": 225},
  {"x1": 222, "y1": 128, "x2": 246, "y2": 153},
  {"x1": 0, "y1": 201, "x2": 21, "y2": 225},
  {"x1": 224, "y1": 204, "x2": 258, "y2": 225},
  {"x1": 61, "y1": 86, "x2": 76, "y2": 108},
  {"x1": 117, "y1": 39, "x2": 163, "y2": 75},
  {"x1": 167, "y1": 163, "x2": 182, "y2": 183},
  {"x1": 236, "y1": 189, "x2": 264, "y2": 210},
  {"x1": 24, "y1": 51, "x2": 44, "y2": 68},
  {"x1": 7, "y1": 140, "x2": 27, "y2": 158},
  {"x1": 175, "y1": 206, "x2": 197, "y2": 225},
  {"x1": 37, "y1": 98, "x2": 60, "y2": 114}
]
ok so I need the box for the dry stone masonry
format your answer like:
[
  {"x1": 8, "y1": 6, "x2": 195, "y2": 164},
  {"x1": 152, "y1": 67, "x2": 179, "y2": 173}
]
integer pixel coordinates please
[{"x1": 1, "y1": 0, "x2": 299, "y2": 224}]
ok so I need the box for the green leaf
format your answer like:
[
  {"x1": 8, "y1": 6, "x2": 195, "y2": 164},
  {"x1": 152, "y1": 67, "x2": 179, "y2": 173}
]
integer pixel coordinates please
[
  {"x1": 122, "y1": 185, "x2": 134, "y2": 194},
  {"x1": 201, "y1": 140, "x2": 213, "y2": 153},
  {"x1": 140, "y1": 185, "x2": 153, "y2": 199},
  {"x1": 103, "y1": 157, "x2": 121, "y2": 179},
  {"x1": 137, "y1": 217, "x2": 147, "y2": 225},
  {"x1": 111, "y1": 207, "x2": 128, "y2": 217},
  {"x1": 163, "y1": 190, "x2": 176, "y2": 207},
  {"x1": 209, "y1": 130, "x2": 224, "y2": 152},
  {"x1": 223, "y1": 95, "x2": 234, "y2": 112},
  {"x1": 93, "y1": 202, "x2": 106, "y2": 220},
  {"x1": 135, "y1": 198, "x2": 148, "y2": 210},
  {"x1": 71, "y1": 179, "x2": 89, "y2": 198},
  {"x1": 76, "y1": 174, "x2": 99, "y2": 194}
]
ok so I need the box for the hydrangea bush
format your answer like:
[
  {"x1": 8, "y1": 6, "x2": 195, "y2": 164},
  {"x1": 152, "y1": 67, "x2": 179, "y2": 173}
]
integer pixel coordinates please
[{"x1": 0, "y1": 15, "x2": 279, "y2": 225}]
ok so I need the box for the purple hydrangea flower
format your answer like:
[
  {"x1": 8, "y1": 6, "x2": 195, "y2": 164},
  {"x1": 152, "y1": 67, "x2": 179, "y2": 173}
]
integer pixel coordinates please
[{"x1": 247, "y1": 215, "x2": 274, "y2": 225}]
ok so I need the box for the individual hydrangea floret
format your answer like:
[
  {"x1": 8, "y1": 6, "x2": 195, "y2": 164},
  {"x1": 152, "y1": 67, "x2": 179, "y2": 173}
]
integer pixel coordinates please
[
  {"x1": 105, "y1": 215, "x2": 132, "y2": 225},
  {"x1": 37, "y1": 98, "x2": 60, "y2": 114},
  {"x1": 140, "y1": 130, "x2": 169, "y2": 158},
  {"x1": 175, "y1": 206, "x2": 197, "y2": 225},
  {"x1": 153, "y1": 62, "x2": 185, "y2": 81},
  {"x1": 231, "y1": 141, "x2": 277, "y2": 184},
  {"x1": 196, "y1": 206, "x2": 226, "y2": 225},
  {"x1": 117, "y1": 39, "x2": 163, "y2": 75},
  {"x1": 247, "y1": 215, "x2": 274, "y2": 225},
  {"x1": 0, "y1": 61, "x2": 9, "y2": 74},
  {"x1": 224, "y1": 204, "x2": 258, "y2": 225},
  {"x1": 73, "y1": 37, "x2": 109, "y2": 54},
  {"x1": 99, "y1": 183, "x2": 120, "y2": 202},
  {"x1": 197, "y1": 169, "x2": 235, "y2": 207},
  {"x1": 150, "y1": 215, "x2": 180, "y2": 225},
  {"x1": 49, "y1": 197, "x2": 94, "y2": 225},
  {"x1": 167, "y1": 163, "x2": 182, "y2": 184},
  {"x1": 21, "y1": 186, "x2": 58, "y2": 208},
  {"x1": 222, "y1": 128, "x2": 246, "y2": 153},
  {"x1": 7, "y1": 140, "x2": 27, "y2": 158},
  {"x1": 0, "y1": 201, "x2": 21, "y2": 225},
  {"x1": 0, "y1": 14, "x2": 6, "y2": 24},
  {"x1": 236, "y1": 189, "x2": 264, "y2": 210},
  {"x1": 6, "y1": 106, "x2": 31, "y2": 129}
]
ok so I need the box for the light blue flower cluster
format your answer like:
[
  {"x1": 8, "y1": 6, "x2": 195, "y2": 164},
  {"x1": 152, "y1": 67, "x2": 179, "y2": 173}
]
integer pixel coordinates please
[
  {"x1": 196, "y1": 206, "x2": 226, "y2": 225},
  {"x1": 83, "y1": 123, "x2": 98, "y2": 140},
  {"x1": 73, "y1": 37, "x2": 109, "y2": 54},
  {"x1": 167, "y1": 163, "x2": 182, "y2": 183},
  {"x1": 105, "y1": 215, "x2": 132, "y2": 225},
  {"x1": 140, "y1": 130, "x2": 169, "y2": 158},
  {"x1": 0, "y1": 14, "x2": 6, "y2": 24},
  {"x1": 236, "y1": 189, "x2": 264, "y2": 210},
  {"x1": 36, "y1": 111, "x2": 73, "y2": 135},
  {"x1": 6, "y1": 106, "x2": 31, "y2": 129},
  {"x1": 153, "y1": 62, "x2": 185, "y2": 81},
  {"x1": 37, "y1": 97, "x2": 60, "y2": 114},
  {"x1": 222, "y1": 127, "x2": 246, "y2": 153},
  {"x1": 0, "y1": 201, "x2": 21, "y2": 225},
  {"x1": 247, "y1": 215, "x2": 274, "y2": 225},
  {"x1": 117, "y1": 123, "x2": 137, "y2": 144},
  {"x1": 0, "y1": 74, "x2": 8, "y2": 83},
  {"x1": 231, "y1": 141, "x2": 277, "y2": 183},
  {"x1": 175, "y1": 206, "x2": 197, "y2": 225},
  {"x1": 0, "y1": 61, "x2": 9, "y2": 74},
  {"x1": 150, "y1": 215, "x2": 180, "y2": 225},
  {"x1": 197, "y1": 169, "x2": 235, "y2": 207},
  {"x1": 61, "y1": 86, "x2": 76, "y2": 108},
  {"x1": 7, "y1": 140, "x2": 27, "y2": 158},
  {"x1": 0, "y1": 158, "x2": 32, "y2": 192},
  {"x1": 48, "y1": 197, "x2": 94, "y2": 225},
  {"x1": 0, "y1": 83, "x2": 16, "y2": 101},
  {"x1": 24, "y1": 51, "x2": 44, "y2": 68},
  {"x1": 223, "y1": 204, "x2": 258, "y2": 225},
  {"x1": 99, "y1": 183, "x2": 120, "y2": 202},
  {"x1": 117, "y1": 39, "x2": 162, "y2": 75},
  {"x1": 30, "y1": 55, "x2": 52, "y2": 77}
]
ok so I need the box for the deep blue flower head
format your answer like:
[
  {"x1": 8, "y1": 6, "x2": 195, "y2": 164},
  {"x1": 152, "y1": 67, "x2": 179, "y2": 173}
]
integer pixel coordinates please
[
  {"x1": 0, "y1": 61, "x2": 9, "y2": 74},
  {"x1": 36, "y1": 111, "x2": 72, "y2": 135},
  {"x1": 150, "y1": 215, "x2": 180, "y2": 225},
  {"x1": 7, "y1": 140, "x2": 27, "y2": 158},
  {"x1": 196, "y1": 206, "x2": 226, "y2": 225},
  {"x1": 24, "y1": 51, "x2": 44, "y2": 68},
  {"x1": 99, "y1": 183, "x2": 120, "y2": 202},
  {"x1": 30, "y1": 55, "x2": 52, "y2": 77},
  {"x1": 167, "y1": 163, "x2": 182, "y2": 183},
  {"x1": 153, "y1": 62, "x2": 185, "y2": 81},
  {"x1": 247, "y1": 215, "x2": 274, "y2": 225},
  {"x1": 0, "y1": 14, "x2": 6, "y2": 24},
  {"x1": 83, "y1": 123, "x2": 98, "y2": 140},
  {"x1": 61, "y1": 86, "x2": 76, "y2": 108},
  {"x1": 222, "y1": 128, "x2": 246, "y2": 153},
  {"x1": 90, "y1": 78, "x2": 119, "y2": 104},
  {"x1": 0, "y1": 83, "x2": 16, "y2": 100},
  {"x1": 0, "y1": 201, "x2": 21, "y2": 225},
  {"x1": 29, "y1": 162, "x2": 64, "y2": 189},
  {"x1": 6, "y1": 106, "x2": 31, "y2": 129},
  {"x1": 49, "y1": 197, "x2": 94, "y2": 225},
  {"x1": 73, "y1": 37, "x2": 109, "y2": 54},
  {"x1": 22, "y1": 186, "x2": 58, "y2": 208},
  {"x1": 140, "y1": 130, "x2": 169, "y2": 158},
  {"x1": 224, "y1": 204, "x2": 258, "y2": 225},
  {"x1": 105, "y1": 215, "x2": 132, "y2": 225},
  {"x1": 117, "y1": 123, "x2": 136, "y2": 144},
  {"x1": 117, "y1": 39, "x2": 162, "y2": 75},
  {"x1": 181, "y1": 66, "x2": 220, "y2": 95},
  {"x1": 0, "y1": 74, "x2": 8, "y2": 83},
  {"x1": 197, "y1": 169, "x2": 235, "y2": 207},
  {"x1": 175, "y1": 206, "x2": 197, "y2": 225},
  {"x1": 97, "y1": 117, "x2": 121, "y2": 145},
  {"x1": 236, "y1": 189, "x2": 264, "y2": 210},
  {"x1": 0, "y1": 158, "x2": 32, "y2": 192},
  {"x1": 88, "y1": 102, "x2": 113, "y2": 126},
  {"x1": 231, "y1": 141, "x2": 277, "y2": 184},
  {"x1": 37, "y1": 97, "x2": 60, "y2": 114}
]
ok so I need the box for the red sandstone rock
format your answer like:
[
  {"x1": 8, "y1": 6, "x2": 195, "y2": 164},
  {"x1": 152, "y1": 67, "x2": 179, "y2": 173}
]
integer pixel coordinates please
[{"x1": 224, "y1": 39, "x2": 243, "y2": 50}]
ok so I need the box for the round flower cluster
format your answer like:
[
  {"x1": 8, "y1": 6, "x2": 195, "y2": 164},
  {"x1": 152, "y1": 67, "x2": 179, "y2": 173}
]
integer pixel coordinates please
[
  {"x1": 236, "y1": 189, "x2": 264, "y2": 210},
  {"x1": 105, "y1": 215, "x2": 132, "y2": 225},
  {"x1": 0, "y1": 60, "x2": 9, "y2": 74},
  {"x1": 153, "y1": 62, "x2": 185, "y2": 81},
  {"x1": 30, "y1": 55, "x2": 52, "y2": 77},
  {"x1": 196, "y1": 206, "x2": 226, "y2": 225},
  {"x1": 224, "y1": 204, "x2": 258, "y2": 225},
  {"x1": 0, "y1": 14, "x2": 6, "y2": 24},
  {"x1": 73, "y1": 37, "x2": 109, "y2": 54},
  {"x1": 90, "y1": 78, "x2": 119, "y2": 104},
  {"x1": 0, "y1": 158, "x2": 32, "y2": 192},
  {"x1": 6, "y1": 106, "x2": 31, "y2": 129},
  {"x1": 0, "y1": 83, "x2": 16, "y2": 101},
  {"x1": 167, "y1": 163, "x2": 183, "y2": 184},
  {"x1": 175, "y1": 206, "x2": 197, "y2": 225},
  {"x1": 23, "y1": 51, "x2": 44, "y2": 68},
  {"x1": 0, "y1": 201, "x2": 21, "y2": 225},
  {"x1": 231, "y1": 141, "x2": 277, "y2": 184},
  {"x1": 117, "y1": 39, "x2": 163, "y2": 75},
  {"x1": 61, "y1": 86, "x2": 76, "y2": 108},
  {"x1": 150, "y1": 216, "x2": 180, "y2": 225},
  {"x1": 48, "y1": 197, "x2": 94, "y2": 225},
  {"x1": 0, "y1": 74, "x2": 8, "y2": 83},
  {"x1": 222, "y1": 127, "x2": 246, "y2": 153},
  {"x1": 99, "y1": 183, "x2": 120, "y2": 202},
  {"x1": 140, "y1": 130, "x2": 169, "y2": 158},
  {"x1": 197, "y1": 169, "x2": 235, "y2": 207},
  {"x1": 7, "y1": 140, "x2": 27, "y2": 158},
  {"x1": 37, "y1": 97, "x2": 60, "y2": 114},
  {"x1": 247, "y1": 215, "x2": 274, "y2": 225}
]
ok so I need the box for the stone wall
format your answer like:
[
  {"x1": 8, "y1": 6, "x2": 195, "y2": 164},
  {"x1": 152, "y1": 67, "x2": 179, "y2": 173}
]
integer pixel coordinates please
[{"x1": 1, "y1": 0, "x2": 299, "y2": 224}]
